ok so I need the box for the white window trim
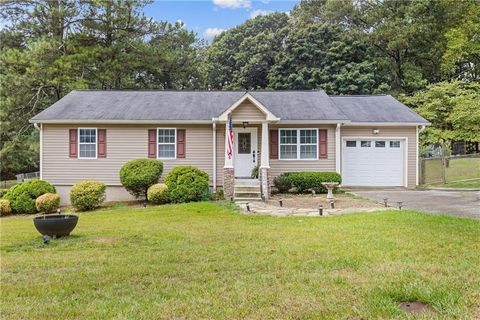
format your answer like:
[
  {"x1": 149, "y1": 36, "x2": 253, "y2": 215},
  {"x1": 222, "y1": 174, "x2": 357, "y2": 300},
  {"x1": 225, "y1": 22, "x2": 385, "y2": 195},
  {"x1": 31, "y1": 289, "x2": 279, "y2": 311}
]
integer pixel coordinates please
[
  {"x1": 78, "y1": 127, "x2": 97, "y2": 159},
  {"x1": 278, "y1": 128, "x2": 319, "y2": 161},
  {"x1": 157, "y1": 127, "x2": 177, "y2": 160}
]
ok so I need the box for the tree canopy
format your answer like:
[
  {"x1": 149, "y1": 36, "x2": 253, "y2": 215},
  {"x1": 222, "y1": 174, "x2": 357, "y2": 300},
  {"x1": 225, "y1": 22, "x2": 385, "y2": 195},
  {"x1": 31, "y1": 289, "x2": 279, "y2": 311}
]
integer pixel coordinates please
[{"x1": 1, "y1": 0, "x2": 479, "y2": 178}]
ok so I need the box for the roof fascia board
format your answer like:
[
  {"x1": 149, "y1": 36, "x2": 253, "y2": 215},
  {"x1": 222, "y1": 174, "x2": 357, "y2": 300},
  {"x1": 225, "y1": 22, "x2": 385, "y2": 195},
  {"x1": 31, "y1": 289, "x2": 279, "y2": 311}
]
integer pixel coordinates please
[
  {"x1": 218, "y1": 93, "x2": 280, "y2": 121},
  {"x1": 277, "y1": 120, "x2": 350, "y2": 124},
  {"x1": 345, "y1": 122, "x2": 431, "y2": 126},
  {"x1": 29, "y1": 119, "x2": 214, "y2": 124}
]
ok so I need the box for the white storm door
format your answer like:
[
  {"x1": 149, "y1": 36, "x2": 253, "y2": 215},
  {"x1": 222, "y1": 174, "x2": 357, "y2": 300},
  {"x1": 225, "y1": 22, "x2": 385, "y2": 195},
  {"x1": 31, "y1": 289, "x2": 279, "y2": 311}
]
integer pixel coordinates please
[{"x1": 234, "y1": 127, "x2": 258, "y2": 178}]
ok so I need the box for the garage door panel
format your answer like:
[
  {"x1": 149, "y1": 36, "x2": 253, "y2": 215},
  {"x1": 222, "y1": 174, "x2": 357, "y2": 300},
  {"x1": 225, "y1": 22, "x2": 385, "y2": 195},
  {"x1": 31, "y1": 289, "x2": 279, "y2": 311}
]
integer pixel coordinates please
[{"x1": 342, "y1": 139, "x2": 405, "y2": 186}]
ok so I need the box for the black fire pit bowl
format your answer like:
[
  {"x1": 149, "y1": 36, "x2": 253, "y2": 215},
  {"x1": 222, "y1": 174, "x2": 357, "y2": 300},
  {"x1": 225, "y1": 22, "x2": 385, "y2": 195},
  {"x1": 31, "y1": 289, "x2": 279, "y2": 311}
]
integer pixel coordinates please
[{"x1": 33, "y1": 215, "x2": 79, "y2": 237}]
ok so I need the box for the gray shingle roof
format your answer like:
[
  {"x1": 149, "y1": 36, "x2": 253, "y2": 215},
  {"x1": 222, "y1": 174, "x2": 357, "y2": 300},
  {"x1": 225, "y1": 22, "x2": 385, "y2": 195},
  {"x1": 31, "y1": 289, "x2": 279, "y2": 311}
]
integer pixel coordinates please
[
  {"x1": 330, "y1": 95, "x2": 429, "y2": 124},
  {"x1": 30, "y1": 90, "x2": 428, "y2": 124}
]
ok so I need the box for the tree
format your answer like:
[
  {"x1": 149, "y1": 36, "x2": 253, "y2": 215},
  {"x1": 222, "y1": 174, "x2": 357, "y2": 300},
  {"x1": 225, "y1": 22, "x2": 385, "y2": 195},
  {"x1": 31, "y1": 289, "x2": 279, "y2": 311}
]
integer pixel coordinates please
[
  {"x1": 401, "y1": 81, "x2": 480, "y2": 151},
  {"x1": 204, "y1": 12, "x2": 289, "y2": 89},
  {"x1": 268, "y1": 22, "x2": 386, "y2": 94}
]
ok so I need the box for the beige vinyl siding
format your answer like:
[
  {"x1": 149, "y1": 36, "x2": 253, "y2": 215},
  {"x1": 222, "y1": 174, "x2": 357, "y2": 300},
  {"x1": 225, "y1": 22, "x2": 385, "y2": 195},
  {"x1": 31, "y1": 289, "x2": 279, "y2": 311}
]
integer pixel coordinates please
[
  {"x1": 340, "y1": 126, "x2": 417, "y2": 188},
  {"x1": 43, "y1": 124, "x2": 215, "y2": 186},
  {"x1": 269, "y1": 124, "x2": 337, "y2": 181},
  {"x1": 231, "y1": 101, "x2": 266, "y2": 121}
]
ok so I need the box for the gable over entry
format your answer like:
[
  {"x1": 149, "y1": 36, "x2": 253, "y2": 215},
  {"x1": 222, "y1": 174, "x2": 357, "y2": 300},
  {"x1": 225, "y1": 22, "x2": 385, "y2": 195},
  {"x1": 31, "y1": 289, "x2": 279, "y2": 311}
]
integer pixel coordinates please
[{"x1": 217, "y1": 93, "x2": 280, "y2": 122}]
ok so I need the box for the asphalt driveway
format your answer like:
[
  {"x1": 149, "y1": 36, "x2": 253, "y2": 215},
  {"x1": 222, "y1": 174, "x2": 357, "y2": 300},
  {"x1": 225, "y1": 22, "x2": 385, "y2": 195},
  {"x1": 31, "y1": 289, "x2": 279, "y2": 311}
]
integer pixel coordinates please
[{"x1": 352, "y1": 189, "x2": 480, "y2": 219}]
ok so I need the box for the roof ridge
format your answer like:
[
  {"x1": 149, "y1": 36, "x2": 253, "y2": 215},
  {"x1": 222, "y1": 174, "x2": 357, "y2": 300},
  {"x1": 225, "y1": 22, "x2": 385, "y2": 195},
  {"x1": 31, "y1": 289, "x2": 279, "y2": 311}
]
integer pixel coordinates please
[
  {"x1": 71, "y1": 89, "x2": 327, "y2": 93},
  {"x1": 330, "y1": 94, "x2": 389, "y2": 97}
]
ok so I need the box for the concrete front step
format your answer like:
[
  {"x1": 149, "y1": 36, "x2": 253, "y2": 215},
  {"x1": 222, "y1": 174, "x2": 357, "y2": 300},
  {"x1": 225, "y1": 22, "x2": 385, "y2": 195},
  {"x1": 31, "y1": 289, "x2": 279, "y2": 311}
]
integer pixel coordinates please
[
  {"x1": 234, "y1": 178, "x2": 260, "y2": 187},
  {"x1": 234, "y1": 192, "x2": 261, "y2": 198},
  {"x1": 234, "y1": 186, "x2": 261, "y2": 192},
  {"x1": 235, "y1": 197, "x2": 263, "y2": 201}
]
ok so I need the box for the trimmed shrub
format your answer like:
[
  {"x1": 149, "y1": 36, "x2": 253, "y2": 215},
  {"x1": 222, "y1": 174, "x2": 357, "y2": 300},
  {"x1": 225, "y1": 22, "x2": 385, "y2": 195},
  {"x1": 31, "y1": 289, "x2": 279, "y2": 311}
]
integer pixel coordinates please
[
  {"x1": 35, "y1": 193, "x2": 61, "y2": 213},
  {"x1": 0, "y1": 188, "x2": 10, "y2": 198},
  {"x1": 165, "y1": 166, "x2": 209, "y2": 203},
  {"x1": 0, "y1": 199, "x2": 12, "y2": 216},
  {"x1": 70, "y1": 181, "x2": 106, "y2": 211},
  {"x1": 273, "y1": 173, "x2": 293, "y2": 193},
  {"x1": 120, "y1": 159, "x2": 163, "y2": 200},
  {"x1": 147, "y1": 183, "x2": 170, "y2": 204},
  {"x1": 4, "y1": 180, "x2": 55, "y2": 214},
  {"x1": 274, "y1": 172, "x2": 341, "y2": 193}
]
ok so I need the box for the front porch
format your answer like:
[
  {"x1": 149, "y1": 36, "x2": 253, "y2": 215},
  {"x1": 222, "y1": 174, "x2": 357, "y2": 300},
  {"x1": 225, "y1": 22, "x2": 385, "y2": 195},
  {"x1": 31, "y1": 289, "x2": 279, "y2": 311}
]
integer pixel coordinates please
[{"x1": 218, "y1": 94, "x2": 277, "y2": 200}]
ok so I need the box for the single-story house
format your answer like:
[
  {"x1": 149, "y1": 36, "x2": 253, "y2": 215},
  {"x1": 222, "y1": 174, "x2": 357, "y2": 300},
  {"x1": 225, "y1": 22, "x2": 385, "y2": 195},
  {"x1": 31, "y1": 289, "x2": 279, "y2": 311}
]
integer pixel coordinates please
[{"x1": 30, "y1": 90, "x2": 429, "y2": 204}]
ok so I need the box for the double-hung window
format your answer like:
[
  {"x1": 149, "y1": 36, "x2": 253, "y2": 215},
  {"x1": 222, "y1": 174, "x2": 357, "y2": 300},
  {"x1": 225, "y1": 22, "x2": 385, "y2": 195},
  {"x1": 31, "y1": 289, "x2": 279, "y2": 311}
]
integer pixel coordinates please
[
  {"x1": 158, "y1": 128, "x2": 176, "y2": 159},
  {"x1": 279, "y1": 129, "x2": 318, "y2": 160},
  {"x1": 79, "y1": 128, "x2": 97, "y2": 159}
]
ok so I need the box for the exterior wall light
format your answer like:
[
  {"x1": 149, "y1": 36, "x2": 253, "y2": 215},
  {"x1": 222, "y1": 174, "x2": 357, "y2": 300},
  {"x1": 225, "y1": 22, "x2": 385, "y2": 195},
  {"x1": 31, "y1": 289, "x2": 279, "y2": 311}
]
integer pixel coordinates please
[
  {"x1": 242, "y1": 121, "x2": 249, "y2": 128},
  {"x1": 373, "y1": 129, "x2": 380, "y2": 134}
]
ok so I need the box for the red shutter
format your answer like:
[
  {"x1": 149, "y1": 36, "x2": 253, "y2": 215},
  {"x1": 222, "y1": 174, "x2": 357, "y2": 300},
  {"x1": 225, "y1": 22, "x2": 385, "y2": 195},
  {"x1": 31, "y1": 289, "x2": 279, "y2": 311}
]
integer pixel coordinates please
[
  {"x1": 319, "y1": 129, "x2": 327, "y2": 158},
  {"x1": 69, "y1": 129, "x2": 77, "y2": 158},
  {"x1": 97, "y1": 129, "x2": 106, "y2": 158},
  {"x1": 269, "y1": 130, "x2": 278, "y2": 159},
  {"x1": 177, "y1": 129, "x2": 186, "y2": 158},
  {"x1": 148, "y1": 129, "x2": 156, "y2": 158}
]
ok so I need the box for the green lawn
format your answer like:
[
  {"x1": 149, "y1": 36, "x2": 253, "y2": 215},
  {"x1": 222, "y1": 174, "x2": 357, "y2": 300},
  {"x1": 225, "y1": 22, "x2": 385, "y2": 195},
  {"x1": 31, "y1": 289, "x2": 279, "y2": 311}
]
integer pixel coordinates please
[
  {"x1": 433, "y1": 179, "x2": 480, "y2": 189},
  {"x1": 1, "y1": 202, "x2": 479, "y2": 319}
]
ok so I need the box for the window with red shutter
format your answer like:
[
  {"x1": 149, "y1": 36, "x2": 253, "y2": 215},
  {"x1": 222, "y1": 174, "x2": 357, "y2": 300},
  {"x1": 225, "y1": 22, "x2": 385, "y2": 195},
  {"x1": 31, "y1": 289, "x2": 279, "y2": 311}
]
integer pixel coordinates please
[
  {"x1": 97, "y1": 129, "x2": 107, "y2": 158},
  {"x1": 319, "y1": 129, "x2": 328, "y2": 158},
  {"x1": 148, "y1": 129, "x2": 156, "y2": 158},
  {"x1": 69, "y1": 129, "x2": 78, "y2": 158},
  {"x1": 177, "y1": 129, "x2": 186, "y2": 158},
  {"x1": 269, "y1": 130, "x2": 278, "y2": 159}
]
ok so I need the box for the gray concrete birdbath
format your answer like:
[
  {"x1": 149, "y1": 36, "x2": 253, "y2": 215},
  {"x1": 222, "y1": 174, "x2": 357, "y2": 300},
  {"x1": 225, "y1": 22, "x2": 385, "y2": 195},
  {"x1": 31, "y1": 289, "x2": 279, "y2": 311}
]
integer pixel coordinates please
[{"x1": 321, "y1": 182, "x2": 339, "y2": 201}]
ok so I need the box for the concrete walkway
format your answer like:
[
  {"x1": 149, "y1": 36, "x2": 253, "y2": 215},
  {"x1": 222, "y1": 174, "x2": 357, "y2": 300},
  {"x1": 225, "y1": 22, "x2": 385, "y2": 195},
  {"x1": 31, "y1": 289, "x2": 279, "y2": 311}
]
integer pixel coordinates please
[
  {"x1": 352, "y1": 189, "x2": 480, "y2": 219},
  {"x1": 236, "y1": 201, "x2": 388, "y2": 217}
]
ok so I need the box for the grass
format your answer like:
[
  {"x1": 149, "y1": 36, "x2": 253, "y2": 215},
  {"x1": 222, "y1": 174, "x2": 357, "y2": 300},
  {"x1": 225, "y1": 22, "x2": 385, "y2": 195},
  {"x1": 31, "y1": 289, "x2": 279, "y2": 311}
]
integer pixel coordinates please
[
  {"x1": 1, "y1": 202, "x2": 479, "y2": 319},
  {"x1": 433, "y1": 179, "x2": 480, "y2": 189}
]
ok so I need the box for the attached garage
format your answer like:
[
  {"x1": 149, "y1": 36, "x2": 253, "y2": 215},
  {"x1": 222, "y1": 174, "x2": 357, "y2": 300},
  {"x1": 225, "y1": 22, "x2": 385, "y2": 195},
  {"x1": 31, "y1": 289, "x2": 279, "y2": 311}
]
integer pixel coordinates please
[{"x1": 342, "y1": 138, "x2": 407, "y2": 187}]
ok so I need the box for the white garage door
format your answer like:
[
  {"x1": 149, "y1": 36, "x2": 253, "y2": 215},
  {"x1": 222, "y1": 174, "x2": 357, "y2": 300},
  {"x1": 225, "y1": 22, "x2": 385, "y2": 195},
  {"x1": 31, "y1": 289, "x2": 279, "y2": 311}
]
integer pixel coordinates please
[{"x1": 342, "y1": 139, "x2": 405, "y2": 186}]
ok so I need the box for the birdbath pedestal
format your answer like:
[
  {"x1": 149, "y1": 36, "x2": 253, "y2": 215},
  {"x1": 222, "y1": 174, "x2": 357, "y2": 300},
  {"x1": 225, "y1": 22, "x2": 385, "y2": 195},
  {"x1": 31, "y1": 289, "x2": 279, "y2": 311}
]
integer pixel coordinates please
[{"x1": 321, "y1": 182, "x2": 339, "y2": 201}]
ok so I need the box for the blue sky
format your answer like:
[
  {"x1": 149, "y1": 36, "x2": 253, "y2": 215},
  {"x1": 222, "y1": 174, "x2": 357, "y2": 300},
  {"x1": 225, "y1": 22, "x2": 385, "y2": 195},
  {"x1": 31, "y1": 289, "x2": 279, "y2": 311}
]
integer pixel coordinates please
[{"x1": 143, "y1": 0, "x2": 299, "y2": 42}]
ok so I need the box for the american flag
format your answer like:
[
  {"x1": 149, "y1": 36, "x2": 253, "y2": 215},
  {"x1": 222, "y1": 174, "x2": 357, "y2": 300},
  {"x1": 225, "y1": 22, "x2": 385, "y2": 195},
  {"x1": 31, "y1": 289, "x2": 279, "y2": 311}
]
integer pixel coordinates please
[{"x1": 227, "y1": 113, "x2": 233, "y2": 159}]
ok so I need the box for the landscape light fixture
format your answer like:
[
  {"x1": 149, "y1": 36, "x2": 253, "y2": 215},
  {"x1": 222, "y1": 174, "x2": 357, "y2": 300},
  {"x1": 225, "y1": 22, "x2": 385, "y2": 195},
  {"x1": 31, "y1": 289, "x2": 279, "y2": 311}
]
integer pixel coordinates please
[
  {"x1": 383, "y1": 198, "x2": 388, "y2": 207},
  {"x1": 318, "y1": 205, "x2": 323, "y2": 216}
]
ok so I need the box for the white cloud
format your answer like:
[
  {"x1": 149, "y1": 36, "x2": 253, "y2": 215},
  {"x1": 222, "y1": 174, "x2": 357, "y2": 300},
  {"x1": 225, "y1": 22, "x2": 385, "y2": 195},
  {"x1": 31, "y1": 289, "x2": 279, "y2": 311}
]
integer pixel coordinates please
[
  {"x1": 249, "y1": 9, "x2": 273, "y2": 19},
  {"x1": 261, "y1": 0, "x2": 270, "y2": 3},
  {"x1": 213, "y1": 0, "x2": 251, "y2": 9},
  {"x1": 204, "y1": 27, "x2": 226, "y2": 41}
]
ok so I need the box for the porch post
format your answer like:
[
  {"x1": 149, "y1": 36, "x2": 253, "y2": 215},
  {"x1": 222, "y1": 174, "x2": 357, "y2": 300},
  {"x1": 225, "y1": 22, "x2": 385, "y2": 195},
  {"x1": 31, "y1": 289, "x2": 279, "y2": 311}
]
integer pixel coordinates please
[
  {"x1": 223, "y1": 119, "x2": 234, "y2": 198},
  {"x1": 335, "y1": 123, "x2": 341, "y2": 174},
  {"x1": 260, "y1": 121, "x2": 270, "y2": 199}
]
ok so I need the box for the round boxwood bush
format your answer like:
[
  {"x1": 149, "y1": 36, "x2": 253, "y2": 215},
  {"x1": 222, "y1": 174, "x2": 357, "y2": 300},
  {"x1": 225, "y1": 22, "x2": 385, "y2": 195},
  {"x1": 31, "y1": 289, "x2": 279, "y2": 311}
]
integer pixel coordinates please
[
  {"x1": 165, "y1": 166, "x2": 209, "y2": 203},
  {"x1": 35, "y1": 193, "x2": 61, "y2": 213},
  {"x1": 147, "y1": 183, "x2": 170, "y2": 204},
  {"x1": 4, "y1": 180, "x2": 56, "y2": 214},
  {"x1": 70, "y1": 180, "x2": 106, "y2": 211},
  {"x1": 0, "y1": 199, "x2": 12, "y2": 216},
  {"x1": 120, "y1": 159, "x2": 164, "y2": 200}
]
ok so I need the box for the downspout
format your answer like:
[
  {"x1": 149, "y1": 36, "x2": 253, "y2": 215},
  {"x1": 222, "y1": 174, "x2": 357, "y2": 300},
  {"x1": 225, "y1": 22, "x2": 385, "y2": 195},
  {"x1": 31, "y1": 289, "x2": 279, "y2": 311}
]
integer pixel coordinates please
[
  {"x1": 212, "y1": 118, "x2": 217, "y2": 192},
  {"x1": 34, "y1": 123, "x2": 43, "y2": 180}
]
